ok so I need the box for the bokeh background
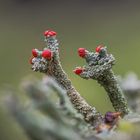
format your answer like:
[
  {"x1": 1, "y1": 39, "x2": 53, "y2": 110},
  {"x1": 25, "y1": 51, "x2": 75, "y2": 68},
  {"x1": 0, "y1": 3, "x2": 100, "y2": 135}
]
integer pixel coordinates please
[{"x1": 0, "y1": 0, "x2": 140, "y2": 139}]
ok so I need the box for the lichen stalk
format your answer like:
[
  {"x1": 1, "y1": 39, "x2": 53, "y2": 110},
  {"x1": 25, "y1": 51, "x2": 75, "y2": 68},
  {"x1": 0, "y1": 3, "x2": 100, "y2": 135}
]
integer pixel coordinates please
[
  {"x1": 97, "y1": 69, "x2": 129, "y2": 115},
  {"x1": 74, "y1": 46, "x2": 130, "y2": 116},
  {"x1": 30, "y1": 30, "x2": 103, "y2": 126}
]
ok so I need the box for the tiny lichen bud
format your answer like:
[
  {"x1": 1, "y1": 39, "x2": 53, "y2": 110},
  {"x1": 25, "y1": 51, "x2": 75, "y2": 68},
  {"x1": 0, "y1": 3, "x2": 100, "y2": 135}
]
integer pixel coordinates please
[
  {"x1": 42, "y1": 49, "x2": 53, "y2": 59},
  {"x1": 95, "y1": 45, "x2": 104, "y2": 53},
  {"x1": 32, "y1": 49, "x2": 38, "y2": 57},
  {"x1": 44, "y1": 30, "x2": 57, "y2": 37},
  {"x1": 73, "y1": 67, "x2": 83, "y2": 75},
  {"x1": 78, "y1": 48, "x2": 86, "y2": 58}
]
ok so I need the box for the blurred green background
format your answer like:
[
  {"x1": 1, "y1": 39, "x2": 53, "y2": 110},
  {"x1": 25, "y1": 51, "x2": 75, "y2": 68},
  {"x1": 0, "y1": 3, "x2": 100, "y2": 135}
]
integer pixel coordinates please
[{"x1": 0, "y1": 0, "x2": 140, "y2": 139}]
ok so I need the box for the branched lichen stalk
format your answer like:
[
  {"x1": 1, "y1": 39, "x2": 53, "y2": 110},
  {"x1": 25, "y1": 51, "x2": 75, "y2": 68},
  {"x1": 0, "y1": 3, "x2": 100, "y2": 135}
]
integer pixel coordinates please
[
  {"x1": 74, "y1": 46, "x2": 130, "y2": 116},
  {"x1": 30, "y1": 30, "x2": 103, "y2": 126}
]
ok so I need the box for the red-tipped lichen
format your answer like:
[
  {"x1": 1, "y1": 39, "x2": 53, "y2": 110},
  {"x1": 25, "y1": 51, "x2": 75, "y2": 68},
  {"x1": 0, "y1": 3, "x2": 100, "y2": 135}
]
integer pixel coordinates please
[
  {"x1": 73, "y1": 67, "x2": 83, "y2": 75},
  {"x1": 44, "y1": 30, "x2": 57, "y2": 37},
  {"x1": 42, "y1": 49, "x2": 53, "y2": 60},
  {"x1": 78, "y1": 48, "x2": 86, "y2": 58}
]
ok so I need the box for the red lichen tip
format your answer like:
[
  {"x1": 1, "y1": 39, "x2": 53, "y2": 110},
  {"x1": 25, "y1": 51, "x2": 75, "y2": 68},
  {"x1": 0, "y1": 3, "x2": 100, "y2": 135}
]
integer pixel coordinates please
[
  {"x1": 95, "y1": 45, "x2": 104, "y2": 53},
  {"x1": 78, "y1": 48, "x2": 86, "y2": 58},
  {"x1": 73, "y1": 67, "x2": 83, "y2": 75},
  {"x1": 42, "y1": 49, "x2": 53, "y2": 59},
  {"x1": 44, "y1": 30, "x2": 57, "y2": 37},
  {"x1": 32, "y1": 49, "x2": 38, "y2": 57}
]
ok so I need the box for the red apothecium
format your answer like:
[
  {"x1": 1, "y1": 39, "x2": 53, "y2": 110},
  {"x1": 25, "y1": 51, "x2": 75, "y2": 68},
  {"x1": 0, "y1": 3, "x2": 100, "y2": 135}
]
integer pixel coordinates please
[
  {"x1": 32, "y1": 49, "x2": 38, "y2": 57},
  {"x1": 73, "y1": 67, "x2": 83, "y2": 75},
  {"x1": 78, "y1": 48, "x2": 86, "y2": 58},
  {"x1": 42, "y1": 49, "x2": 53, "y2": 59},
  {"x1": 44, "y1": 30, "x2": 57, "y2": 37},
  {"x1": 95, "y1": 45, "x2": 104, "y2": 53}
]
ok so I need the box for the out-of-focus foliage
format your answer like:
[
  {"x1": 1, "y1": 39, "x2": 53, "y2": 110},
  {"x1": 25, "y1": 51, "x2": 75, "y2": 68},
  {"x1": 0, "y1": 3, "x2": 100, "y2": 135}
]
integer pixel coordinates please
[
  {"x1": 3, "y1": 77, "x2": 140, "y2": 140},
  {"x1": 4, "y1": 77, "x2": 99, "y2": 140},
  {"x1": 120, "y1": 72, "x2": 140, "y2": 112}
]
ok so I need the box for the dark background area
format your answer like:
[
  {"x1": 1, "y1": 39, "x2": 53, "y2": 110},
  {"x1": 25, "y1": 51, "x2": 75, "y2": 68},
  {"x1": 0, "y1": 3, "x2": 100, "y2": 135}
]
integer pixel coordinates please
[{"x1": 0, "y1": 0, "x2": 140, "y2": 139}]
